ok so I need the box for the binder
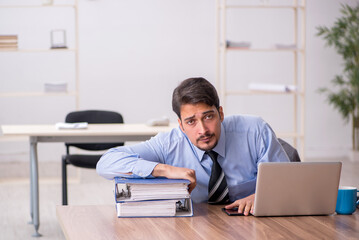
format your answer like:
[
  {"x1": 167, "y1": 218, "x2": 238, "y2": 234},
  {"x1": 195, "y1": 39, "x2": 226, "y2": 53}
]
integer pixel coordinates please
[{"x1": 114, "y1": 177, "x2": 193, "y2": 217}]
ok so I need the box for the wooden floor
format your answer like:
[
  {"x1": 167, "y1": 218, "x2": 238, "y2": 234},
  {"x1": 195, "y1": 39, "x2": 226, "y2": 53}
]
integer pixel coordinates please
[{"x1": 0, "y1": 157, "x2": 358, "y2": 240}]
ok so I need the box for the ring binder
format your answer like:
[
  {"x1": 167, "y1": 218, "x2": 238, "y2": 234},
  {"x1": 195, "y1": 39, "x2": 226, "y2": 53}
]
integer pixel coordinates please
[{"x1": 114, "y1": 177, "x2": 193, "y2": 217}]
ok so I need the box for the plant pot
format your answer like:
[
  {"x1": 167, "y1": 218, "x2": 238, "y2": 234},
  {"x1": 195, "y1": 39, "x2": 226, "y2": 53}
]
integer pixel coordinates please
[{"x1": 348, "y1": 150, "x2": 359, "y2": 162}]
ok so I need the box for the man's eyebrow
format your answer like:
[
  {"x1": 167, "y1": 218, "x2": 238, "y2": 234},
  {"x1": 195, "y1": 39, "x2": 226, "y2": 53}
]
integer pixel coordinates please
[
  {"x1": 183, "y1": 110, "x2": 215, "y2": 121},
  {"x1": 183, "y1": 115, "x2": 195, "y2": 121},
  {"x1": 202, "y1": 110, "x2": 215, "y2": 115}
]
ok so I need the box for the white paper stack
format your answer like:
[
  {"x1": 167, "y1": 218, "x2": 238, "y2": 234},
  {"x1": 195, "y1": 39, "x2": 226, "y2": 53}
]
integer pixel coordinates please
[
  {"x1": 127, "y1": 183, "x2": 190, "y2": 201},
  {"x1": 116, "y1": 200, "x2": 177, "y2": 217},
  {"x1": 55, "y1": 122, "x2": 88, "y2": 130},
  {"x1": 44, "y1": 82, "x2": 67, "y2": 92},
  {"x1": 275, "y1": 43, "x2": 297, "y2": 49},
  {"x1": 248, "y1": 83, "x2": 297, "y2": 93}
]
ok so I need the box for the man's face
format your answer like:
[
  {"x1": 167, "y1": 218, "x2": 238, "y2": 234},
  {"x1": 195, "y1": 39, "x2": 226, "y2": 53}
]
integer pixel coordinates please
[{"x1": 178, "y1": 103, "x2": 224, "y2": 151}]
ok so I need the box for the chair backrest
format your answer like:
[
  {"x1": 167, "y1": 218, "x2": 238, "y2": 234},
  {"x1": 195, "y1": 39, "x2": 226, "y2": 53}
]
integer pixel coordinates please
[
  {"x1": 65, "y1": 110, "x2": 124, "y2": 151},
  {"x1": 278, "y1": 138, "x2": 301, "y2": 162}
]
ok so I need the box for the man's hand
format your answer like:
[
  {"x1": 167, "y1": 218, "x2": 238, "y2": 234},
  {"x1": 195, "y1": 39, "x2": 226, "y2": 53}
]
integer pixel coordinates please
[
  {"x1": 152, "y1": 164, "x2": 196, "y2": 193},
  {"x1": 225, "y1": 194, "x2": 255, "y2": 216}
]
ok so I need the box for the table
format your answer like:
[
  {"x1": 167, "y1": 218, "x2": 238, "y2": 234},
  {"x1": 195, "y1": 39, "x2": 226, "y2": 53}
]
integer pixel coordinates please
[
  {"x1": 56, "y1": 203, "x2": 359, "y2": 240},
  {"x1": 1, "y1": 123, "x2": 176, "y2": 237}
]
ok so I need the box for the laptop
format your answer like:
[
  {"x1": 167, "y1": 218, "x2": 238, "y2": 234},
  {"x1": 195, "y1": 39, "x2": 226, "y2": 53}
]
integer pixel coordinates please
[{"x1": 253, "y1": 162, "x2": 342, "y2": 217}]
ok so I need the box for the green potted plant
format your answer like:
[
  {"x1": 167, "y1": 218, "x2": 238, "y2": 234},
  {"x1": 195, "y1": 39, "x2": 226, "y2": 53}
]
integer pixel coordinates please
[{"x1": 316, "y1": 4, "x2": 359, "y2": 158}]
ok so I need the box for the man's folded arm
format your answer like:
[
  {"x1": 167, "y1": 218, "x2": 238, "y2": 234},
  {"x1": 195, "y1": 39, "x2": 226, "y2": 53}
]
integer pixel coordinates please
[
  {"x1": 152, "y1": 163, "x2": 197, "y2": 193},
  {"x1": 96, "y1": 140, "x2": 164, "y2": 180}
]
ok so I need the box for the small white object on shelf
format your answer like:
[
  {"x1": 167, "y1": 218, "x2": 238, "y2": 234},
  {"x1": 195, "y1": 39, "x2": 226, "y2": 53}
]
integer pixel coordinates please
[
  {"x1": 274, "y1": 43, "x2": 297, "y2": 49},
  {"x1": 248, "y1": 83, "x2": 297, "y2": 93},
  {"x1": 55, "y1": 122, "x2": 88, "y2": 130},
  {"x1": 50, "y1": 29, "x2": 67, "y2": 49},
  {"x1": 44, "y1": 82, "x2": 67, "y2": 92},
  {"x1": 147, "y1": 116, "x2": 170, "y2": 126}
]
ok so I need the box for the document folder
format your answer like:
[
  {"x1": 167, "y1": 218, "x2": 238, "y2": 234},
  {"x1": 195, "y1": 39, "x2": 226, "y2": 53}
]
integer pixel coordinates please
[
  {"x1": 114, "y1": 177, "x2": 193, "y2": 217},
  {"x1": 115, "y1": 198, "x2": 193, "y2": 217}
]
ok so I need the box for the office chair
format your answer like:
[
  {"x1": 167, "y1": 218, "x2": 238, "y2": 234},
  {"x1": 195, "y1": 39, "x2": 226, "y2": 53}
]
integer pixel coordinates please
[
  {"x1": 62, "y1": 110, "x2": 124, "y2": 205},
  {"x1": 278, "y1": 138, "x2": 301, "y2": 162}
]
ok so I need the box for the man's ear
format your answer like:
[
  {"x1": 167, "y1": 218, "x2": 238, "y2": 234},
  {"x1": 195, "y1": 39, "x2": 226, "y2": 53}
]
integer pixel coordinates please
[
  {"x1": 178, "y1": 118, "x2": 185, "y2": 132},
  {"x1": 218, "y1": 106, "x2": 224, "y2": 122}
]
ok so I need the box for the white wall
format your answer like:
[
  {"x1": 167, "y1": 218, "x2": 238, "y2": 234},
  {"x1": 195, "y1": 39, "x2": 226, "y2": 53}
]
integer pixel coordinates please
[
  {"x1": 306, "y1": 0, "x2": 355, "y2": 158},
  {"x1": 0, "y1": 0, "x2": 356, "y2": 162}
]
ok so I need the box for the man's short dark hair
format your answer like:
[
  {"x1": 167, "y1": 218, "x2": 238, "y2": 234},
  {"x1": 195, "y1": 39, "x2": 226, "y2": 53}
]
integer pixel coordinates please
[{"x1": 172, "y1": 77, "x2": 220, "y2": 118}]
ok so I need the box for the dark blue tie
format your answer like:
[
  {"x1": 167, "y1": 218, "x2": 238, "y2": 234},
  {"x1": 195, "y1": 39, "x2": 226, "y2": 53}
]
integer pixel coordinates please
[{"x1": 207, "y1": 151, "x2": 229, "y2": 204}]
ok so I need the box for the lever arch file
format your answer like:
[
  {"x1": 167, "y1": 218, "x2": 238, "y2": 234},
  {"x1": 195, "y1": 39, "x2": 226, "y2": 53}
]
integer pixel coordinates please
[{"x1": 114, "y1": 177, "x2": 193, "y2": 217}]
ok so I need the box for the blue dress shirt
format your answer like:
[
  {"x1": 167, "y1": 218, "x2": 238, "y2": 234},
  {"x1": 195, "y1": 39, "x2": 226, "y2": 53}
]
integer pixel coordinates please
[{"x1": 96, "y1": 115, "x2": 289, "y2": 203}]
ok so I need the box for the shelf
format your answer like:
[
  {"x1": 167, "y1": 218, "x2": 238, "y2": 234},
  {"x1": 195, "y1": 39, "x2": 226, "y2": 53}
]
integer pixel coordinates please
[
  {"x1": 225, "y1": 47, "x2": 304, "y2": 53},
  {"x1": 0, "y1": 0, "x2": 80, "y2": 113},
  {"x1": 224, "y1": 5, "x2": 305, "y2": 10},
  {"x1": 216, "y1": 0, "x2": 306, "y2": 159},
  {"x1": 0, "y1": 5, "x2": 76, "y2": 9},
  {"x1": 0, "y1": 91, "x2": 77, "y2": 97},
  {"x1": 0, "y1": 48, "x2": 76, "y2": 53},
  {"x1": 225, "y1": 90, "x2": 304, "y2": 96}
]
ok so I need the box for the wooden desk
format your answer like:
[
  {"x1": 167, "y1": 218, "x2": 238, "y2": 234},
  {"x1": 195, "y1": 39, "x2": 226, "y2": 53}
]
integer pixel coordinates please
[
  {"x1": 1, "y1": 123, "x2": 176, "y2": 237},
  {"x1": 56, "y1": 203, "x2": 359, "y2": 240}
]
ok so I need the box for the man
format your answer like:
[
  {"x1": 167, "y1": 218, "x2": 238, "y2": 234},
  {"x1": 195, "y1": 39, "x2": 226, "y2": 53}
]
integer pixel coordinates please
[{"x1": 97, "y1": 77, "x2": 289, "y2": 215}]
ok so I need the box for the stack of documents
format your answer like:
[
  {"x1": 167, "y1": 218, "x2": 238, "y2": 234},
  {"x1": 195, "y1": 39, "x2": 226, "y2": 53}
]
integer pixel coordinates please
[
  {"x1": 114, "y1": 177, "x2": 193, "y2": 217},
  {"x1": 55, "y1": 122, "x2": 88, "y2": 130},
  {"x1": 248, "y1": 83, "x2": 297, "y2": 93},
  {"x1": 44, "y1": 82, "x2": 67, "y2": 92},
  {"x1": 0, "y1": 35, "x2": 18, "y2": 50},
  {"x1": 116, "y1": 200, "x2": 178, "y2": 217}
]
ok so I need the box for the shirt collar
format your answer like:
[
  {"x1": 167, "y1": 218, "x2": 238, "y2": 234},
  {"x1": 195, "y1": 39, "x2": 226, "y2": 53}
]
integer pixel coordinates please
[{"x1": 194, "y1": 123, "x2": 226, "y2": 161}]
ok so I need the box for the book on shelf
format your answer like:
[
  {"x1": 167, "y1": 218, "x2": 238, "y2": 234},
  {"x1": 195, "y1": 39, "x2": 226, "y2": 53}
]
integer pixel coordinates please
[
  {"x1": 114, "y1": 177, "x2": 193, "y2": 217},
  {"x1": 0, "y1": 40, "x2": 18, "y2": 44},
  {"x1": 0, "y1": 35, "x2": 18, "y2": 39},
  {"x1": 0, "y1": 45, "x2": 18, "y2": 49},
  {"x1": 0, "y1": 45, "x2": 17, "y2": 48},
  {"x1": 0, "y1": 47, "x2": 17, "y2": 50},
  {"x1": 0, "y1": 35, "x2": 18, "y2": 50}
]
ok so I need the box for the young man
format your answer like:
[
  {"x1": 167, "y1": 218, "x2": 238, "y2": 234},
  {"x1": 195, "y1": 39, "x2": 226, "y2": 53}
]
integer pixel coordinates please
[{"x1": 97, "y1": 77, "x2": 289, "y2": 215}]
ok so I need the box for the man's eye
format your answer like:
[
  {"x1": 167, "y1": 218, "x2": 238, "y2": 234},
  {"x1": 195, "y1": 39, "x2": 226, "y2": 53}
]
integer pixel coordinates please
[
  {"x1": 186, "y1": 120, "x2": 195, "y2": 125},
  {"x1": 205, "y1": 114, "x2": 213, "y2": 120}
]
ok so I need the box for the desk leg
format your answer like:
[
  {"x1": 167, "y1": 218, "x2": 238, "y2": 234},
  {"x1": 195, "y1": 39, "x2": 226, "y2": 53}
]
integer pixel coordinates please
[
  {"x1": 29, "y1": 149, "x2": 33, "y2": 224},
  {"x1": 30, "y1": 137, "x2": 42, "y2": 237}
]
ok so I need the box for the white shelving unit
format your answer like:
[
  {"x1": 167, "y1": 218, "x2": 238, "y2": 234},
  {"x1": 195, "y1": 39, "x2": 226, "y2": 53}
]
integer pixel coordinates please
[
  {"x1": 0, "y1": 0, "x2": 80, "y2": 108},
  {"x1": 216, "y1": 0, "x2": 306, "y2": 158}
]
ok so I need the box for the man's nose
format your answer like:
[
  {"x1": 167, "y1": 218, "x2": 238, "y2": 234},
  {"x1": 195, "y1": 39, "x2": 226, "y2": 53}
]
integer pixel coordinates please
[{"x1": 197, "y1": 120, "x2": 208, "y2": 134}]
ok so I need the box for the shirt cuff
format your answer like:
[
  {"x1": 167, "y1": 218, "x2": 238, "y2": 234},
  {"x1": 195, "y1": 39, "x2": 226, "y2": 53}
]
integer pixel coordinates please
[
  {"x1": 132, "y1": 160, "x2": 159, "y2": 178},
  {"x1": 228, "y1": 178, "x2": 256, "y2": 202}
]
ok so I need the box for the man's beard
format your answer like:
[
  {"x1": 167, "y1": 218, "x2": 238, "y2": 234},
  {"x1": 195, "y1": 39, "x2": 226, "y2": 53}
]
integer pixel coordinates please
[{"x1": 196, "y1": 133, "x2": 217, "y2": 151}]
